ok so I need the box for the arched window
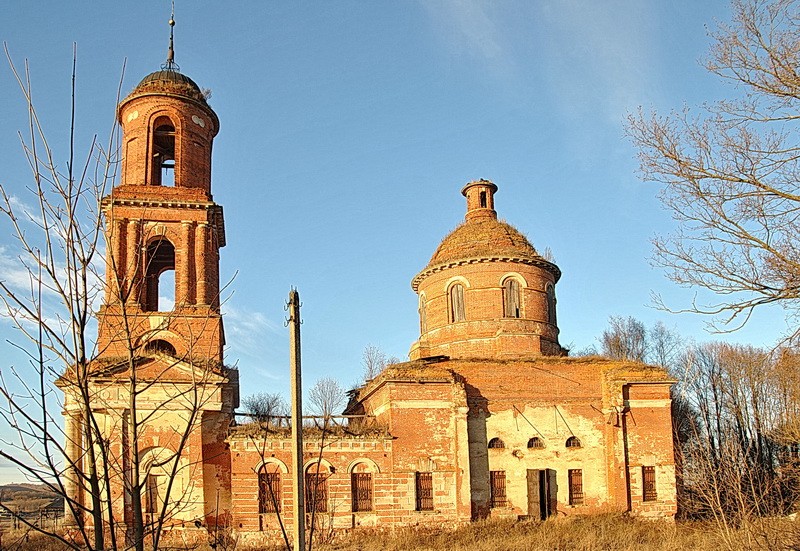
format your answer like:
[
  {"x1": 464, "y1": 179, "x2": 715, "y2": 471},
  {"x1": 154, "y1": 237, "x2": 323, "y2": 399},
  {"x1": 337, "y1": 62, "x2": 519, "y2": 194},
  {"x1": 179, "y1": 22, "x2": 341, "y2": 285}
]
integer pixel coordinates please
[
  {"x1": 142, "y1": 339, "x2": 176, "y2": 357},
  {"x1": 503, "y1": 278, "x2": 521, "y2": 318},
  {"x1": 546, "y1": 283, "x2": 557, "y2": 325},
  {"x1": 151, "y1": 116, "x2": 176, "y2": 186},
  {"x1": 488, "y1": 437, "x2": 505, "y2": 449},
  {"x1": 350, "y1": 462, "x2": 373, "y2": 512},
  {"x1": 305, "y1": 463, "x2": 330, "y2": 513},
  {"x1": 449, "y1": 283, "x2": 465, "y2": 323},
  {"x1": 419, "y1": 296, "x2": 427, "y2": 333},
  {"x1": 527, "y1": 437, "x2": 544, "y2": 449},
  {"x1": 144, "y1": 238, "x2": 175, "y2": 312},
  {"x1": 565, "y1": 436, "x2": 582, "y2": 448},
  {"x1": 259, "y1": 463, "x2": 282, "y2": 515}
]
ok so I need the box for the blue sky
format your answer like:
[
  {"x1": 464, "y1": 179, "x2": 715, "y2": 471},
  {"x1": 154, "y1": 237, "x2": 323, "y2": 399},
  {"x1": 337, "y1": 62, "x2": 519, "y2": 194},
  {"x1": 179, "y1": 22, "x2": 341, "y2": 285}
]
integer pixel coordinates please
[{"x1": 0, "y1": 1, "x2": 790, "y2": 481}]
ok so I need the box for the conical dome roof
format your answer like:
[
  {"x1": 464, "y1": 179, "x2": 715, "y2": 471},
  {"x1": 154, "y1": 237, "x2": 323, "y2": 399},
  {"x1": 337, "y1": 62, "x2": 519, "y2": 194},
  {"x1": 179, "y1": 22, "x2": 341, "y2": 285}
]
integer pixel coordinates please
[{"x1": 427, "y1": 217, "x2": 540, "y2": 267}]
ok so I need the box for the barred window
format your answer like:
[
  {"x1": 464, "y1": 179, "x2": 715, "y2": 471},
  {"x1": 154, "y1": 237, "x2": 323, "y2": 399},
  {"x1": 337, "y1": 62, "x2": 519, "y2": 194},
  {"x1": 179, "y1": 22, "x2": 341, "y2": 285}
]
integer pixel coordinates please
[
  {"x1": 643, "y1": 466, "x2": 657, "y2": 502},
  {"x1": 565, "y1": 436, "x2": 581, "y2": 448},
  {"x1": 305, "y1": 464, "x2": 330, "y2": 513},
  {"x1": 449, "y1": 284, "x2": 466, "y2": 322},
  {"x1": 488, "y1": 437, "x2": 505, "y2": 449},
  {"x1": 351, "y1": 471, "x2": 373, "y2": 512},
  {"x1": 568, "y1": 469, "x2": 584, "y2": 506},
  {"x1": 415, "y1": 472, "x2": 433, "y2": 511},
  {"x1": 527, "y1": 437, "x2": 544, "y2": 449},
  {"x1": 489, "y1": 470, "x2": 507, "y2": 508},
  {"x1": 503, "y1": 278, "x2": 521, "y2": 318},
  {"x1": 258, "y1": 468, "x2": 281, "y2": 514}
]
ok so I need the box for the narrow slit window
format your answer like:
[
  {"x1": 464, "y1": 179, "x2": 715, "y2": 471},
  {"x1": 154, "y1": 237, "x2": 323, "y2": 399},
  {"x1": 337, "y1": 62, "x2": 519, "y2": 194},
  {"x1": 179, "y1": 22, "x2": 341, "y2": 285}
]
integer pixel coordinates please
[
  {"x1": 490, "y1": 470, "x2": 506, "y2": 508},
  {"x1": 479, "y1": 191, "x2": 487, "y2": 208},
  {"x1": 546, "y1": 284, "x2": 557, "y2": 325}
]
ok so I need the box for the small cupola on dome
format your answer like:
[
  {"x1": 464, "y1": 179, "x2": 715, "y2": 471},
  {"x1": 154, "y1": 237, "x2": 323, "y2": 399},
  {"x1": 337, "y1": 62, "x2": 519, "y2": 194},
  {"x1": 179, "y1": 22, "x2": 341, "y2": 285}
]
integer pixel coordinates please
[{"x1": 463, "y1": 179, "x2": 498, "y2": 221}]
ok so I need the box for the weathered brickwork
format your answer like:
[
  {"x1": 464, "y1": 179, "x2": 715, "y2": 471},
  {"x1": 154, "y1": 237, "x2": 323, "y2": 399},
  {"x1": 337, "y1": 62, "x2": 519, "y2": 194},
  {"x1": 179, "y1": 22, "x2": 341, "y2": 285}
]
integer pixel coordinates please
[{"x1": 63, "y1": 63, "x2": 677, "y2": 543}]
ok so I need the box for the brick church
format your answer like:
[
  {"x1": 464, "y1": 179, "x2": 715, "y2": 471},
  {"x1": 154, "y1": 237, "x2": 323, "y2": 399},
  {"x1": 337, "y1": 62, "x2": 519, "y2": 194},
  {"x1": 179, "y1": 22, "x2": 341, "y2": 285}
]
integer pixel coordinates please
[{"x1": 61, "y1": 48, "x2": 677, "y2": 543}]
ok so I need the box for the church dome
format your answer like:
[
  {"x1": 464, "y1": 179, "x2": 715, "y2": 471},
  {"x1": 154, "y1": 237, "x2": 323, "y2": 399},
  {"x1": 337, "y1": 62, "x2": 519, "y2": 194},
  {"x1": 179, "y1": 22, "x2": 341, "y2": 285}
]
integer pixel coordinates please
[
  {"x1": 427, "y1": 217, "x2": 540, "y2": 267},
  {"x1": 130, "y1": 69, "x2": 208, "y2": 104}
]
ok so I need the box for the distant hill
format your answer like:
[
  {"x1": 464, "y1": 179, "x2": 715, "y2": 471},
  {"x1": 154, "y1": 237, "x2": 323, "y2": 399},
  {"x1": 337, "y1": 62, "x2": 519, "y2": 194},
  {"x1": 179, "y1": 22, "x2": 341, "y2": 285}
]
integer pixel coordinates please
[{"x1": 0, "y1": 484, "x2": 62, "y2": 512}]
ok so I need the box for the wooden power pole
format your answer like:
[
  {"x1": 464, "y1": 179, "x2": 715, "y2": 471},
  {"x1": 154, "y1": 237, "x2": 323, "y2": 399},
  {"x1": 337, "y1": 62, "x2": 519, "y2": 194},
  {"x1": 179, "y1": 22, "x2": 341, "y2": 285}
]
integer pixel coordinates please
[{"x1": 288, "y1": 289, "x2": 305, "y2": 551}]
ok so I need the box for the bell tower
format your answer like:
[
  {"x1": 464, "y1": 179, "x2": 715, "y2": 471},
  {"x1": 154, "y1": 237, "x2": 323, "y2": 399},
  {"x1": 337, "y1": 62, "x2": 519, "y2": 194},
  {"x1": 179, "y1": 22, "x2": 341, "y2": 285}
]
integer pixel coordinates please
[{"x1": 97, "y1": 40, "x2": 224, "y2": 363}]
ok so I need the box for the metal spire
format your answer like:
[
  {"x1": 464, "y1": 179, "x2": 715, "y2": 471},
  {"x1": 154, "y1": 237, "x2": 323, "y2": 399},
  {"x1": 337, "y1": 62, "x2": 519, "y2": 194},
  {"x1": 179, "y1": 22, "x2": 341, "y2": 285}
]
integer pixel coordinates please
[{"x1": 162, "y1": 1, "x2": 180, "y2": 71}]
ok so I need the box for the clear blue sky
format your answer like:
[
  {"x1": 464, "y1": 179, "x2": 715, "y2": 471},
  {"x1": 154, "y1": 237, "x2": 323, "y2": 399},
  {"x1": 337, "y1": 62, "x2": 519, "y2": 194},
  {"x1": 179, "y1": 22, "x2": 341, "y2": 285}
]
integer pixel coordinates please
[{"x1": 0, "y1": 1, "x2": 789, "y2": 481}]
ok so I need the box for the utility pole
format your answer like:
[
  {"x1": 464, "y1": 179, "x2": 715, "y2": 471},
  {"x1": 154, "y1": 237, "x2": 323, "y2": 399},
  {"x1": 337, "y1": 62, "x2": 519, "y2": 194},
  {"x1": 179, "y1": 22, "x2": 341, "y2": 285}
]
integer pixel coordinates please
[{"x1": 288, "y1": 289, "x2": 305, "y2": 551}]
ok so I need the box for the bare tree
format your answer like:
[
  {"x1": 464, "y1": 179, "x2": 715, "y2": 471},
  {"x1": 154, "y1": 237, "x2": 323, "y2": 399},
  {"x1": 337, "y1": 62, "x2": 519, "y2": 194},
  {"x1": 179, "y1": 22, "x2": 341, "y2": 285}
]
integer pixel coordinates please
[
  {"x1": 627, "y1": 0, "x2": 800, "y2": 342},
  {"x1": 649, "y1": 321, "x2": 684, "y2": 372},
  {"x1": 600, "y1": 316, "x2": 648, "y2": 362},
  {"x1": 361, "y1": 345, "x2": 386, "y2": 381},
  {"x1": 242, "y1": 392, "x2": 287, "y2": 426},
  {"x1": 308, "y1": 377, "x2": 345, "y2": 420}
]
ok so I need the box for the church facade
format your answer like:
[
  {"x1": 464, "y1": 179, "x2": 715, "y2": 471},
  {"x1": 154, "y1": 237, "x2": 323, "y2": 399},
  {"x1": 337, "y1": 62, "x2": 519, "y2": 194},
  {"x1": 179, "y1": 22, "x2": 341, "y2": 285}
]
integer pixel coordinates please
[{"x1": 64, "y1": 57, "x2": 676, "y2": 543}]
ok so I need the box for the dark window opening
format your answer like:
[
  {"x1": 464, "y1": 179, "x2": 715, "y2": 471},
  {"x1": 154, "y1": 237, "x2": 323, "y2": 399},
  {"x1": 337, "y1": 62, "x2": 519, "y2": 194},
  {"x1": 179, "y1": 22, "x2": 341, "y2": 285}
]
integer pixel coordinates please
[
  {"x1": 490, "y1": 470, "x2": 506, "y2": 508},
  {"x1": 151, "y1": 118, "x2": 176, "y2": 186},
  {"x1": 568, "y1": 469, "x2": 584, "y2": 505},
  {"x1": 643, "y1": 466, "x2": 657, "y2": 502},
  {"x1": 479, "y1": 191, "x2": 487, "y2": 208},
  {"x1": 527, "y1": 437, "x2": 544, "y2": 449},
  {"x1": 488, "y1": 437, "x2": 505, "y2": 449},
  {"x1": 145, "y1": 473, "x2": 162, "y2": 515},
  {"x1": 419, "y1": 298, "x2": 427, "y2": 334},
  {"x1": 142, "y1": 339, "x2": 176, "y2": 357},
  {"x1": 565, "y1": 436, "x2": 582, "y2": 448},
  {"x1": 259, "y1": 470, "x2": 281, "y2": 514},
  {"x1": 415, "y1": 472, "x2": 433, "y2": 511},
  {"x1": 351, "y1": 471, "x2": 373, "y2": 512},
  {"x1": 449, "y1": 283, "x2": 466, "y2": 323},
  {"x1": 503, "y1": 278, "x2": 521, "y2": 318},
  {"x1": 546, "y1": 284, "x2": 557, "y2": 326},
  {"x1": 144, "y1": 239, "x2": 175, "y2": 312}
]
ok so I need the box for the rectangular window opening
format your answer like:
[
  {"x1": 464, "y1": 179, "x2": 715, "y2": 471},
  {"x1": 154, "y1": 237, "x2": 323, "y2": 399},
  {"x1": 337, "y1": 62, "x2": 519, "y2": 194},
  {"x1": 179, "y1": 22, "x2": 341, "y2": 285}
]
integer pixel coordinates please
[
  {"x1": 351, "y1": 472, "x2": 373, "y2": 512},
  {"x1": 643, "y1": 466, "x2": 657, "y2": 502},
  {"x1": 259, "y1": 472, "x2": 281, "y2": 514},
  {"x1": 490, "y1": 470, "x2": 507, "y2": 508},
  {"x1": 415, "y1": 472, "x2": 434, "y2": 511},
  {"x1": 568, "y1": 469, "x2": 584, "y2": 506}
]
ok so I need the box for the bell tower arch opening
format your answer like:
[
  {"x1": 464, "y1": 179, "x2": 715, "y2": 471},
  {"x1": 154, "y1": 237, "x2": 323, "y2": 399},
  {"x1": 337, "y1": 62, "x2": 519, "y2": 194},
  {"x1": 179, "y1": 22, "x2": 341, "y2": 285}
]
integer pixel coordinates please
[
  {"x1": 144, "y1": 238, "x2": 175, "y2": 312},
  {"x1": 150, "y1": 116, "x2": 176, "y2": 186}
]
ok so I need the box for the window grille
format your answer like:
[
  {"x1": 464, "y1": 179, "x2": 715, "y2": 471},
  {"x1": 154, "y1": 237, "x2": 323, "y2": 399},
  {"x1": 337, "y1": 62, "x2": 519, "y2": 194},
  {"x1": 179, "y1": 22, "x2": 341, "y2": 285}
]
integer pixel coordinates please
[
  {"x1": 259, "y1": 471, "x2": 281, "y2": 513},
  {"x1": 351, "y1": 472, "x2": 373, "y2": 512},
  {"x1": 305, "y1": 472, "x2": 328, "y2": 513},
  {"x1": 565, "y1": 436, "x2": 581, "y2": 448},
  {"x1": 568, "y1": 469, "x2": 584, "y2": 506},
  {"x1": 488, "y1": 437, "x2": 505, "y2": 449},
  {"x1": 415, "y1": 472, "x2": 434, "y2": 511},
  {"x1": 489, "y1": 470, "x2": 507, "y2": 508},
  {"x1": 527, "y1": 437, "x2": 544, "y2": 449},
  {"x1": 503, "y1": 279, "x2": 521, "y2": 318},
  {"x1": 642, "y1": 466, "x2": 657, "y2": 502},
  {"x1": 449, "y1": 284, "x2": 466, "y2": 322}
]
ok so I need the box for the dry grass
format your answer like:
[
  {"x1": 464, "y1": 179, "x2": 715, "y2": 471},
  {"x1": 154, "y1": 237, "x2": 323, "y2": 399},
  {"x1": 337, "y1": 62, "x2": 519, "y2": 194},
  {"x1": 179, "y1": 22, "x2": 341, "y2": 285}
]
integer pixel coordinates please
[{"x1": 5, "y1": 514, "x2": 800, "y2": 551}]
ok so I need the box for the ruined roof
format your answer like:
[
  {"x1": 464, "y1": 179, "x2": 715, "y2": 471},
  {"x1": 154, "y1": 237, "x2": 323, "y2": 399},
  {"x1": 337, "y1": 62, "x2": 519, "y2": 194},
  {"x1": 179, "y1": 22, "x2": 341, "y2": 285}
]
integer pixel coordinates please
[
  {"x1": 125, "y1": 69, "x2": 209, "y2": 105},
  {"x1": 428, "y1": 217, "x2": 540, "y2": 267}
]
